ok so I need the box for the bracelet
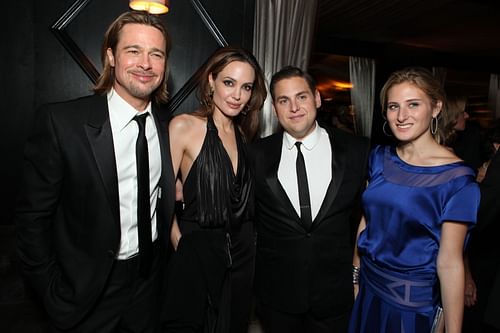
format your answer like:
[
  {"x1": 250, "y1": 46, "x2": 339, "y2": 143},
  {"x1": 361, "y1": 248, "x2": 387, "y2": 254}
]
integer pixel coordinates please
[{"x1": 352, "y1": 265, "x2": 360, "y2": 285}]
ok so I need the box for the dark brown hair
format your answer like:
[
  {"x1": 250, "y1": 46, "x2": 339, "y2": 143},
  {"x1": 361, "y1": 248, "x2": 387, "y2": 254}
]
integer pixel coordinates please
[
  {"x1": 195, "y1": 46, "x2": 267, "y2": 141},
  {"x1": 93, "y1": 11, "x2": 172, "y2": 104},
  {"x1": 269, "y1": 66, "x2": 317, "y2": 100}
]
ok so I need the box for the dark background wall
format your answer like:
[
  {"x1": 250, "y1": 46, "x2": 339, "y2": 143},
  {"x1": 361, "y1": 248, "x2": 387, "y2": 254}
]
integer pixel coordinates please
[
  {"x1": 3, "y1": 0, "x2": 255, "y2": 226},
  {"x1": 2, "y1": 0, "x2": 254, "y2": 330}
]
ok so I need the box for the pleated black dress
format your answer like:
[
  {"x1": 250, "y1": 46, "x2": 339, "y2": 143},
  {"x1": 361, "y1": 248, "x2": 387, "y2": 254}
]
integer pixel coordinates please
[{"x1": 161, "y1": 117, "x2": 255, "y2": 333}]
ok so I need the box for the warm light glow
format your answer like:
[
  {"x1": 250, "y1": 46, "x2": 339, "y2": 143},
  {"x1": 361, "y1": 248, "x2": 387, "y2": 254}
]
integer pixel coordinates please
[
  {"x1": 333, "y1": 81, "x2": 353, "y2": 90},
  {"x1": 129, "y1": 0, "x2": 169, "y2": 14},
  {"x1": 316, "y1": 79, "x2": 353, "y2": 99},
  {"x1": 317, "y1": 80, "x2": 353, "y2": 92},
  {"x1": 315, "y1": 79, "x2": 353, "y2": 100}
]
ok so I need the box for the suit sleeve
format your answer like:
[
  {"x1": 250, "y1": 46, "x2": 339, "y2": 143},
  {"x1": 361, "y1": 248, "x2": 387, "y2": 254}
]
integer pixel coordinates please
[{"x1": 15, "y1": 105, "x2": 63, "y2": 297}]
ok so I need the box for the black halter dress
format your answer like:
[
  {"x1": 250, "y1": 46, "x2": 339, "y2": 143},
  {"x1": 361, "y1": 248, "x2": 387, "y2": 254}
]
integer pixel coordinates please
[{"x1": 161, "y1": 117, "x2": 255, "y2": 333}]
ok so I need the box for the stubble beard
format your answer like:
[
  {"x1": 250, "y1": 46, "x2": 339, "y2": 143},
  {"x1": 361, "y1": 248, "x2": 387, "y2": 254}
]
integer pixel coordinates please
[{"x1": 128, "y1": 81, "x2": 159, "y2": 100}]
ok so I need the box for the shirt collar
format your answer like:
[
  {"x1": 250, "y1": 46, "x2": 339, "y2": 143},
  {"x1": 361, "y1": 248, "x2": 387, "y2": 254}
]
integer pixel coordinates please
[
  {"x1": 283, "y1": 121, "x2": 321, "y2": 151},
  {"x1": 107, "y1": 89, "x2": 152, "y2": 131}
]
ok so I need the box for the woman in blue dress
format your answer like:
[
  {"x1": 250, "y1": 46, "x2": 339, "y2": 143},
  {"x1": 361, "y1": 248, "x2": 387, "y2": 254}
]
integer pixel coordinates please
[{"x1": 348, "y1": 67, "x2": 480, "y2": 333}]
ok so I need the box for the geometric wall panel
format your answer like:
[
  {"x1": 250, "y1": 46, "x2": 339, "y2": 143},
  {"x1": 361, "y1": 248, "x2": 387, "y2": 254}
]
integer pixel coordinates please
[
  {"x1": 51, "y1": 0, "x2": 99, "y2": 84},
  {"x1": 50, "y1": 0, "x2": 236, "y2": 114}
]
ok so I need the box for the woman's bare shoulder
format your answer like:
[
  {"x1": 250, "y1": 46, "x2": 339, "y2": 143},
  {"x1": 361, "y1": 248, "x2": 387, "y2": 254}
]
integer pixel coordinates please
[
  {"x1": 169, "y1": 113, "x2": 205, "y2": 133},
  {"x1": 434, "y1": 145, "x2": 463, "y2": 165}
]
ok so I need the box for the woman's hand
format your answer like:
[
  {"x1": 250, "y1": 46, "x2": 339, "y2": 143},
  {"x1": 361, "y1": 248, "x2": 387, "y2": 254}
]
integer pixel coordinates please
[
  {"x1": 476, "y1": 161, "x2": 489, "y2": 182},
  {"x1": 464, "y1": 264, "x2": 477, "y2": 307},
  {"x1": 170, "y1": 218, "x2": 182, "y2": 251},
  {"x1": 353, "y1": 283, "x2": 359, "y2": 299}
]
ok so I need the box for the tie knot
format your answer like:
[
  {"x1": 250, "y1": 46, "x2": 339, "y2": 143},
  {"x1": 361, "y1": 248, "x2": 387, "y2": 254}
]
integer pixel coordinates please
[
  {"x1": 134, "y1": 113, "x2": 149, "y2": 130},
  {"x1": 295, "y1": 141, "x2": 303, "y2": 151}
]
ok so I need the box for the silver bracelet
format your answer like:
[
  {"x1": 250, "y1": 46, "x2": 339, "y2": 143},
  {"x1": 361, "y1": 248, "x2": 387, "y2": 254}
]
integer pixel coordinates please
[{"x1": 352, "y1": 265, "x2": 360, "y2": 284}]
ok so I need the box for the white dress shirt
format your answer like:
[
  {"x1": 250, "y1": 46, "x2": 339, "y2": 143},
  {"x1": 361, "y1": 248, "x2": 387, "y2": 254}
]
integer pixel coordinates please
[
  {"x1": 278, "y1": 122, "x2": 332, "y2": 221},
  {"x1": 108, "y1": 89, "x2": 161, "y2": 259}
]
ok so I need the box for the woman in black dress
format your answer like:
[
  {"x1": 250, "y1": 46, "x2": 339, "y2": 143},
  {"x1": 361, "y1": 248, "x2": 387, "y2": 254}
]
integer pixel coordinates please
[{"x1": 161, "y1": 46, "x2": 266, "y2": 333}]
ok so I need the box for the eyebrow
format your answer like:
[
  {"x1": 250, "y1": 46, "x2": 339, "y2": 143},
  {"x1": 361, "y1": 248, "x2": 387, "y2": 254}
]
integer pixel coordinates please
[
  {"x1": 388, "y1": 98, "x2": 422, "y2": 103},
  {"x1": 276, "y1": 90, "x2": 308, "y2": 100},
  {"x1": 221, "y1": 76, "x2": 254, "y2": 85},
  {"x1": 123, "y1": 44, "x2": 165, "y2": 55}
]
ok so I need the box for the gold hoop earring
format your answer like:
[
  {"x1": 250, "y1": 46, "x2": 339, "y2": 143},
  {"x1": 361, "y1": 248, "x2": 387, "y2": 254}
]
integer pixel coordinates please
[
  {"x1": 383, "y1": 121, "x2": 392, "y2": 137},
  {"x1": 431, "y1": 117, "x2": 438, "y2": 135}
]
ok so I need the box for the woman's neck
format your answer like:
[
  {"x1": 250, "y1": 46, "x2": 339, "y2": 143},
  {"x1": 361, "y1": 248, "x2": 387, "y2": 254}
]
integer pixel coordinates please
[
  {"x1": 212, "y1": 110, "x2": 234, "y2": 134},
  {"x1": 397, "y1": 135, "x2": 443, "y2": 166}
]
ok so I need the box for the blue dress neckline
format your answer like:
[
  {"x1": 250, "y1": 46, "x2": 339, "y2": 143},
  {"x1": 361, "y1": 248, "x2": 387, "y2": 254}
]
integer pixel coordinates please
[{"x1": 389, "y1": 145, "x2": 463, "y2": 174}]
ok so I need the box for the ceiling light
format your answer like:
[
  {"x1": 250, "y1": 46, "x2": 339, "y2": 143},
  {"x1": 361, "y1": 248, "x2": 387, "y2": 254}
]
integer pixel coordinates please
[{"x1": 129, "y1": 0, "x2": 169, "y2": 14}]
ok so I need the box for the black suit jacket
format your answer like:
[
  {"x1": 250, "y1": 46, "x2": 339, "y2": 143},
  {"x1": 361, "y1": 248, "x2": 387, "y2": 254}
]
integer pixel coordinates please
[
  {"x1": 252, "y1": 126, "x2": 369, "y2": 317},
  {"x1": 15, "y1": 95, "x2": 175, "y2": 329}
]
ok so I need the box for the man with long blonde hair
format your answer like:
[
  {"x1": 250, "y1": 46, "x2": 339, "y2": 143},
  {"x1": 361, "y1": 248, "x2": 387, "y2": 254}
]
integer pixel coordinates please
[{"x1": 16, "y1": 11, "x2": 175, "y2": 332}]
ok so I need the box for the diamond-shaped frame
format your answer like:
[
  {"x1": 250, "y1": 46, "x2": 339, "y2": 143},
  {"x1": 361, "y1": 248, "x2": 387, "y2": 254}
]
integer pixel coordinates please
[
  {"x1": 50, "y1": 0, "x2": 228, "y2": 113},
  {"x1": 165, "y1": 0, "x2": 228, "y2": 113},
  {"x1": 51, "y1": 0, "x2": 99, "y2": 84}
]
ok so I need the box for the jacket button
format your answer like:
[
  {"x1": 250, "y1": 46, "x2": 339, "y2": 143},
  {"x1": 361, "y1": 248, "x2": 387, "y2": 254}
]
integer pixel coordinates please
[
  {"x1": 306, "y1": 233, "x2": 311, "y2": 237},
  {"x1": 107, "y1": 250, "x2": 115, "y2": 258}
]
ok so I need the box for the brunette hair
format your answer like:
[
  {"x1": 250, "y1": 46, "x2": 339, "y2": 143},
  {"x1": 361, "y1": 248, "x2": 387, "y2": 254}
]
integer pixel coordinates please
[
  {"x1": 380, "y1": 67, "x2": 452, "y2": 144},
  {"x1": 93, "y1": 11, "x2": 172, "y2": 104},
  {"x1": 270, "y1": 66, "x2": 317, "y2": 101},
  {"x1": 195, "y1": 46, "x2": 267, "y2": 142}
]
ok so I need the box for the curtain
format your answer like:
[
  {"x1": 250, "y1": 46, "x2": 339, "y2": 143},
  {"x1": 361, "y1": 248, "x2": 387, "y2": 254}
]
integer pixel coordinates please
[
  {"x1": 253, "y1": 0, "x2": 318, "y2": 137},
  {"x1": 489, "y1": 74, "x2": 500, "y2": 119},
  {"x1": 432, "y1": 67, "x2": 447, "y2": 88},
  {"x1": 349, "y1": 57, "x2": 375, "y2": 138}
]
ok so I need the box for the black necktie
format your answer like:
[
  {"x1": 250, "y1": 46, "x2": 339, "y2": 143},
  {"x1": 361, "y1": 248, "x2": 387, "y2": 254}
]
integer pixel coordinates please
[
  {"x1": 134, "y1": 113, "x2": 152, "y2": 277},
  {"x1": 295, "y1": 142, "x2": 312, "y2": 230}
]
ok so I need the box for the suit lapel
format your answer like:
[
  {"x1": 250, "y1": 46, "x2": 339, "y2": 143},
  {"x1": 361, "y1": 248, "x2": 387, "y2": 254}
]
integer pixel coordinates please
[
  {"x1": 264, "y1": 134, "x2": 307, "y2": 232},
  {"x1": 313, "y1": 127, "x2": 346, "y2": 229},
  {"x1": 84, "y1": 96, "x2": 120, "y2": 226}
]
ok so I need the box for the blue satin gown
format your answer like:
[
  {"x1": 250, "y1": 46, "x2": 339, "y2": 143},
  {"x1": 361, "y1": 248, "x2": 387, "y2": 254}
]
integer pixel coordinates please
[{"x1": 348, "y1": 145, "x2": 480, "y2": 333}]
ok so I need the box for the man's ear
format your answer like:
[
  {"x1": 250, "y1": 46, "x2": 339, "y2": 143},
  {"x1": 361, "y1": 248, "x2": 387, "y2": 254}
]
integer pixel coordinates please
[
  {"x1": 106, "y1": 48, "x2": 115, "y2": 67},
  {"x1": 315, "y1": 89, "x2": 322, "y2": 109}
]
